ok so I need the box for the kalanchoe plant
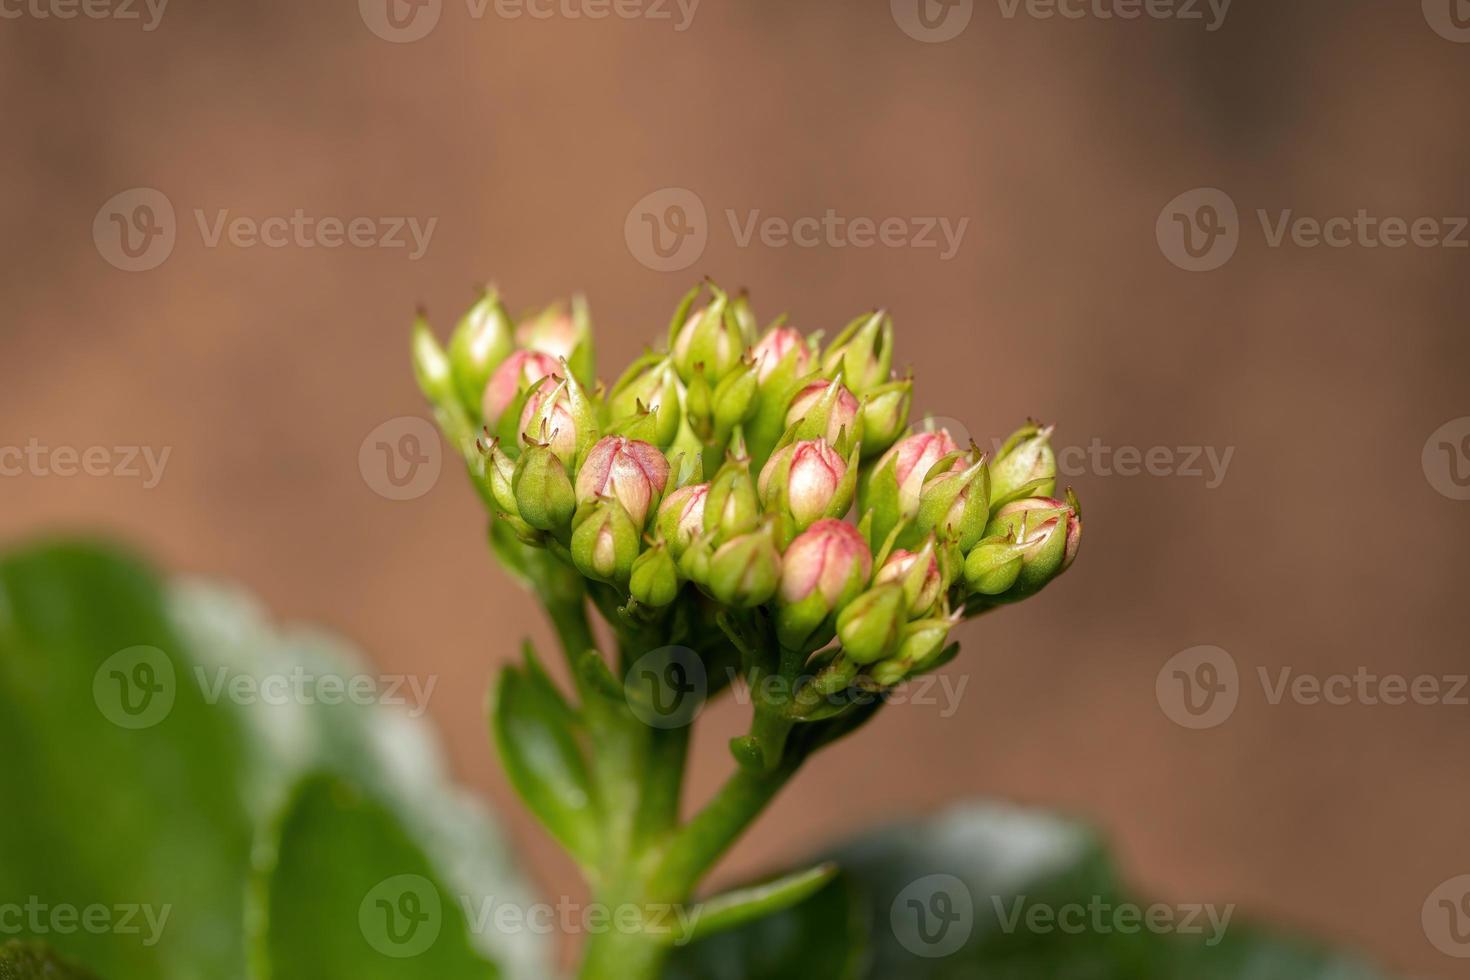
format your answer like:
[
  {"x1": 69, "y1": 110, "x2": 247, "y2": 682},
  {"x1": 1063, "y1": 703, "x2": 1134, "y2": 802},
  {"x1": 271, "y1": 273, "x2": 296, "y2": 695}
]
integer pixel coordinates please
[{"x1": 411, "y1": 281, "x2": 1083, "y2": 980}]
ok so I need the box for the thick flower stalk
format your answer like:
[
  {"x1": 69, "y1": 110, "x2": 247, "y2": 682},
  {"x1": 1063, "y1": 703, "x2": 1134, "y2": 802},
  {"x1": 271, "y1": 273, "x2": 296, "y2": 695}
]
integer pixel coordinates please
[{"x1": 412, "y1": 281, "x2": 1083, "y2": 979}]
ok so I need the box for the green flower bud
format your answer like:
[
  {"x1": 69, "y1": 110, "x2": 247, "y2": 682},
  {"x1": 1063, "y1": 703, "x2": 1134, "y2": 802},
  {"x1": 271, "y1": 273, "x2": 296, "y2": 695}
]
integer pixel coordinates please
[
  {"x1": 820, "y1": 310, "x2": 893, "y2": 396},
  {"x1": 712, "y1": 358, "x2": 760, "y2": 436},
  {"x1": 517, "y1": 372, "x2": 598, "y2": 469},
  {"x1": 683, "y1": 364, "x2": 714, "y2": 443},
  {"x1": 786, "y1": 376, "x2": 862, "y2": 453},
  {"x1": 629, "y1": 541, "x2": 680, "y2": 607},
  {"x1": 860, "y1": 427, "x2": 962, "y2": 548},
  {"x1": 962, "y1": 535, "x2": 1025, "y2": 595},
  {"x1": 670, "y1": 287, "x2": 744, "y2": 384},
  {"x1": 608, "y1": 354, "x2": 683, "y2": 448},
  {"x1": 706, "y1": 523, "x2": 781, "y2": 608},
  {"x1": 874, "y1": 541, "x2": 944, "y2": 618},
  {"x1": 512, "y1": 443, "x2": 575, "y2": 534},
  {"x1": 704, "y1": 454, "x2": 760, "y2": 544},
  {"x1": 990, "y1": 422, "x2": 1057, "y2": 507},
  {"x1": 914, "y1": 451, "x2": 991, "y2": 552},
  {"x1": 869, "y1": 616, "x2": 954, "y2": 687},
  {"x1": 677, "y1": 531, "x2": 714, "y2": 585},
  {"x1": 758, "y1": 439, "x2": 858, "y2": 534},
  {"x1": 448, "y1": 288, "x2": 515, "y2": 417},
  {"x1": 836, "y1": 583, "x2": 906, "y2": 664},
  {"x1": 975, "y1": 491, "x2": 1082, "y2": 598},
  {"x1": 656, "y1": 483, "x2": 709, "y2": 558},
  {"x1": 570, "y1": 498, "x2": 641, "y2": 585},
  {"x1": 776, "y1": 518, "x2": 872, "y2": 650},
  {"x1": 479, "y1": 437, "x2": 520, "y2": 517},
  {"x1": 859, "y1": 379, "x2": 912, "y2": 459},
  {"x1": 412, "y1": 312, "x2": 457, "y2": 409}
]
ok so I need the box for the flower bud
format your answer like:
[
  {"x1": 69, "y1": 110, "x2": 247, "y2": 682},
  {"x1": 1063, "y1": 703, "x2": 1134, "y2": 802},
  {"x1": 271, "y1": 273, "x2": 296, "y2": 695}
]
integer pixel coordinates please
[
  {"x1": 608, "y1": 354, "x2": 683, "y2": 448},
  {"x1": 874, "y1": 543, "x2": 943, "y2": 618},
  {"x1": 518, "y1": 374, "x2": 596, "y2": 468},
  {"x1": 412, "y1": 313, "x2": 457, "y2": 409},
  {"x1": 869, "y1": 617, "x2": 954, "y2": 687},
  {"x1": 629, "y1": 541, "x2": 681, "y2": 607},
  {"x1": 990, "y1": 422, "x2": 1057, "y2": 507},
  {"x1": 776, "y1": 518, "x2": 872, "y2": 650},
  {"x1": 786, "y1": 378, "x2": 861, "y2": 450},
  {"x1": 656, "y1": 483, "x2": 709, "y2": 558},
  {"x1": 671, "y1": 291, "x2": 743, "y2": 384},
  {"x1": 512, "y1": 443, "x2": 575, "y2": 533},
  {"x1": 515, "y1": 297, "x2": 593, "y2": 384},
  {"x1": 704, "y1": 455, "x2": 760, "y2": 544},
  {"x1": 914, "y1": 451, "x2": 991, "y2": 552},
  {"x1": 570, "y1": 498, "x2": 641, "y2": 584},
  {"x1": 836, "y1": 583, "x2": 906, "y2": 664},
  {"x1": 448, "y1": 288, "x2": 515, "y2": 416},
  {"x1": 758, "y1": 439, "x2": 855, "y2": 531},
  {"x1": 479, "y1": 437, "x2": 520, "y2": 516},
  {"x1": 482, "y1": 349, "x2": 560, "y2": 426},
  {"x1": 859, "y1": 379, "x2": 912, "y2": 459},
  {"x1": 860, "y1": 427, "x2": 962, "y2": 547},
  {"x1": 706, "y1": 523, "x2": 781, "y2": 608},
  {"x1": 749, "y1": 325, "x2": 812, "y2": 383},
  {"x1": 820, "y1": 310, "x2": 893, "y2": 396},
  {"x1": 574, "y1": 436, "x2": 671, "y2": 529},
  {"x1": 712, "y1": 358, "x2": 760, "y2": 435},
  {"x1": 972, "y1": 491, "x2": 1081, "y2": 598}
]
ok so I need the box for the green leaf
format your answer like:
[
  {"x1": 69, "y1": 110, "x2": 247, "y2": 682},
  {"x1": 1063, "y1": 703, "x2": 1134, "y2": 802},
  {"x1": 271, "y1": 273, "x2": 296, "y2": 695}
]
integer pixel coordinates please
[
  {"x1": 249, "y1": 773, "x2": 497, "y2": 979},
  {"x1": 0, "y1": 540, "x2": 547, "y2": 980},
  {"x1": 492, "y1": 661, "x2": 601, "y2": 870},
  {"x1": 0, "y1": 941, "x2": 102, "y2": 979},
  {"x1": 666, "y1": 864, "x2": 841, "y2": 947},
  {"x1": 668, "y1": 802, "x2": 1384, "y2": 980}
]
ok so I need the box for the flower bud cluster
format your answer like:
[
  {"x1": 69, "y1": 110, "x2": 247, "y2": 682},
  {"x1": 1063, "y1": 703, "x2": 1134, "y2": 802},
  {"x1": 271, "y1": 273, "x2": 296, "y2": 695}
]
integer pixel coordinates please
[{"x1": 413, "y1": 281, "x2": 1082, "y2": 694}]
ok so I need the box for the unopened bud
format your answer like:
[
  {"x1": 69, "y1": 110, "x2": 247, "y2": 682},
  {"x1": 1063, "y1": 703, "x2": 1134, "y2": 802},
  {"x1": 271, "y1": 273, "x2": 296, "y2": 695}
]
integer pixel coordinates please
[
  {"x1": 820, "y1": 310, "x2": 893, "y2": 396},
  {"x1": 869, "y1": 617, "x2": 954, "y2": 686},
  {"x1": 836, "y1": 583, "x2": 906, "y2": 664},
  {"x1": 759, "y1": 439, "x2": 855, "y2": 531},
  {"x1": 515, "y1": 297, "x2": 593, "y2": 384},
  {"x1": 518, "y1": 373, "x2": 597, "y2": 468},
  {"x1": 448, "y1": 288, "x2": 515, "y2": 416},
  {"x1": 482, "y1": 349, "x2": 560, "y2": 426},
  {"x1": 914, "y1": 451, "x2": 991, "y2": 552},
  {"x1": 749, "y1": 325, "x2": 812, "y2": 383},
  {"x1": 479, "y1": 438, "x2": 519, "y2": 516},
  {"x1": 973, "y1": 491, "x2": 1081, "y2": 598},
  {"x1": 707, "y1": 523, "x2": 781, "y2": 608},
  {"x1": 512, "y1": 444, "x2": 575, "y2": 533},
  {"x1": 629, "y1": 541, "x2": 681, "y2": 607},
  {"x1": 859, "y1": 379, "x2": 912, "y2": 459},
  {"x1": 990, "y1": 422, "x2": 1057, "y2": 506},
  {"x1": 656, "y1": 483, "x2": 709, "y2": 558},
  {"x1": 860, "y1": 427, "x2": 962, "y2": 547},
  {"x1": 712, "y1": 359, "x2": 760, "y2": 435},
  {"x1": 786, "y1": 377, "x2": 861, "y2": 450},
  {"x1": 608, "y1": 354, "x2": 683, "y2": 448},
  {"x1": 776, "y1": 518, "x2": 872, "y2": 649},
  {"x1": 705, "y1": 455, "x2": 760, "y2": 543},
  {"x1": 671, "y1": 290, "x2": 743, "y2": 384},
  {"x1": 574, "y1": 436, "x2": 671, "y2": 528},
  {"x1": 874, "y1": 543, "x2": 944, "y2": 617},
  {"x1": 570, "y1": 499, "x2": 641, "y2": 584}
]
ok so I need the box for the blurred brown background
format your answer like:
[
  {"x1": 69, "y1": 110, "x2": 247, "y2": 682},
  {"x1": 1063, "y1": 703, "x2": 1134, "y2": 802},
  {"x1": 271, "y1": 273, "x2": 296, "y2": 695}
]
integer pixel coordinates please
[{"x1": 3, "y1": 0, "x2": 1469, "y2": 974}]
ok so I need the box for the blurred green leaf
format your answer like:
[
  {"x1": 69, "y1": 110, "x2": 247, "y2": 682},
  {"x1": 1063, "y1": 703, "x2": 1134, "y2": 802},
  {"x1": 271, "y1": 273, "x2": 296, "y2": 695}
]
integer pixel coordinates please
[
  {"x1": 249, "y1": 773, "x2": 497, "y2": 979},
  {"x1": 0, "y1": 941, "x2": 102, "y2": 979},
  {"x1": 668, "y1": 802, "x2": 1384, "y2": 980}
]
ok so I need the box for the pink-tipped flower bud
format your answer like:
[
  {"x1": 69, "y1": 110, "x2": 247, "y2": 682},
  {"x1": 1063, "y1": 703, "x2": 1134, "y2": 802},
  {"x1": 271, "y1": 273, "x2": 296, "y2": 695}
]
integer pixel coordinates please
[
  {"x1": 750, "y1": 326, "x2": 811, "y2": 384},
  {"x1": 575, "y1": 436, "x2": 671, "y2": 528},
  {"x1": 786, "y1": 379, "x2": 861, "y2": 448},
  {"x1": 482, "y1": 350, "x2": 560, "y2": 425},
  {"x1": 778, "y1": 518, "x2": 872, "y2": 610},
  {"x1": 656, "y1": 483, "x2": 709, "y2": 557},
  {"x1": 875, "y1": 546, "x2": 944, "y2": 617},
  {"x1": 518, "y1": 377, "x2": 577, "y2": 464},
  {"x1": 759, "y1": 439, "x2": 851, "y2": 530},
  {"x1": 890, "y1": 429, "x2": 961, "y2": 513}
]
